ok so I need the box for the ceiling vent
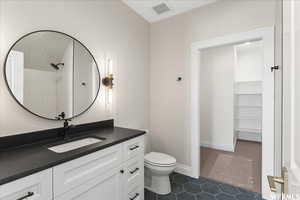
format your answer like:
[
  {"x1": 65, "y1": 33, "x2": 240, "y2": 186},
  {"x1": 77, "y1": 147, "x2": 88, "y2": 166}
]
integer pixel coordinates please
[{"x1": 152, "y1": 3, "x2": 170, "y2": 15}]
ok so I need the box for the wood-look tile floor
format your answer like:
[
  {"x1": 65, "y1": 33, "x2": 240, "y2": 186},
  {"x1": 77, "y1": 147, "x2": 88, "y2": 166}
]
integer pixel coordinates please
[{"x1": 201, "y1": 140, "x2": 262, "y2": 193}]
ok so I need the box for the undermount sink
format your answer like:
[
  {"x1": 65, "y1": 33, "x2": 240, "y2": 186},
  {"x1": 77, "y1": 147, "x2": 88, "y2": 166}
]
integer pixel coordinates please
[{"x1": 48, "y1": 137, "x2": 103, "y2": 153}]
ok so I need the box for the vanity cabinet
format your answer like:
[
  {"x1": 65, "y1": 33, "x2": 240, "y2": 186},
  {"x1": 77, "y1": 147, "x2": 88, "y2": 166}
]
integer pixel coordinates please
[
  {"x1": 0, "y1": 136, "x2": 144, "y2": 200},
  {"x1": 54, "y1": 135, "x2": 144, "y2": 200}
]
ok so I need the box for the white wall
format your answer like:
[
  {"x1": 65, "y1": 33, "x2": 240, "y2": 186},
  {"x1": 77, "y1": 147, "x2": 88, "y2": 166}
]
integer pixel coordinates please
[
  {"x1": 73, "y1": 41, "x2": 95, "y2": 116},
  {"x1": 150, "y1": 0, "x2": 276, "y2": 166},
  {"x1": 282, "y1": 0, "x2": 300, "y2": 194},
  {"x1": 294, "y1": 0, "x2": 300, "y2": 171},
  {"x1": 24, "y1": 69, "x2": 57, "y2": 118},
  {"x1": 200, "y1": 45, "x2": 235, "y2": 151},
  {"x1": 0, "y1": 0, "x2": 149, "y2": 137},
  {"x1": 56, "y1": 41, "x2": 73, "y2": 118},
  {"x1": 292, "y1": 0, "x2": 300, "y2": 193},
  {"x1": 235, "y1": 41, "x2": 264, "y2": 82}
]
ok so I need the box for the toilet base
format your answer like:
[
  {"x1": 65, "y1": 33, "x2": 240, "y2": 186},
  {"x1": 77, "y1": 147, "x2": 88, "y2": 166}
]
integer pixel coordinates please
[{"x1": 145, "y1": 169, "x2": 171, "y2": 195}]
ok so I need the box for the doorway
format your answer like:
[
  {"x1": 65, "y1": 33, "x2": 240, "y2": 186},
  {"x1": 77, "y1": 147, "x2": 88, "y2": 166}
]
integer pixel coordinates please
[
  {"x1": 189, "y1": 27, "x2": 275, "y2": 199},
  {"x1": 199, "y1": 40, "x2": 264, "y2": 193}
]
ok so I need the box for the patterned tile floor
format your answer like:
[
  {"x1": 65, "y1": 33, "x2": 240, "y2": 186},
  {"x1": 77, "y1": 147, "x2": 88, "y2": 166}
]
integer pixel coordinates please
[{"x1": 145, "y1": 173, "x2": 264, "y2": 200}]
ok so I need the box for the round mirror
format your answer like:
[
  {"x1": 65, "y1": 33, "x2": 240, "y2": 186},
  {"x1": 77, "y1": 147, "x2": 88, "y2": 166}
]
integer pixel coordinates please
[{"x1": 4, "y1": 30, "x2": 100, "y2": 120}]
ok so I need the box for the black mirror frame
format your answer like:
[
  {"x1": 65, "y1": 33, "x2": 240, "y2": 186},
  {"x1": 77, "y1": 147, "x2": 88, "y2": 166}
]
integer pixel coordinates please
[{"x1": 3, "y1": 30, "x2": 101, "y2": 121}]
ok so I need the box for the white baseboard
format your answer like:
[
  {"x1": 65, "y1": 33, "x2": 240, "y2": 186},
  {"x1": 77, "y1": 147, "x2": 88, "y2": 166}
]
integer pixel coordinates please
[
  {"x1": 174, "y1": 163, "x2": 192, "y2": 177},
  {"x1": 200, "y1": 141, "x2": 235, "y2": 152},
  {"x1": 233, "y1": 132, "x2": 238, "y2": 151},
  {"x1": 238, "y1": 132, "x2": 261, "y2": 142},
  {"x1": 233, "y1": 138, "x2": 237, "y2": 152}
]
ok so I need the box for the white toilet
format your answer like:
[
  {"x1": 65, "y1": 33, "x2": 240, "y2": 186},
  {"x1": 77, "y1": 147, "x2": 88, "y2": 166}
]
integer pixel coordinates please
[{"x1": 144, "y1": 152, "x2": 176, "y2": 195}]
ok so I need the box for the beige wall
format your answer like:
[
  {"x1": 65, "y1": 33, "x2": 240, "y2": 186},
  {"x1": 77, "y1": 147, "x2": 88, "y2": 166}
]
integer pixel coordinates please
[
  {"x1": 0, "y1": 0, "x2": 150, "y2": 136},
  {"x1": 0, "y1": 0, "x2": 279, "y2": 166},
  {"x1": 150, "y1": 0, "x2": 276, "y2": 166}
]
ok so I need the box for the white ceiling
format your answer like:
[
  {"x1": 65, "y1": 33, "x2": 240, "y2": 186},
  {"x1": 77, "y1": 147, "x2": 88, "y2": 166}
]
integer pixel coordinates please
[{"x1": 122, "y1": 0, "x2": 217, "y2": 23}]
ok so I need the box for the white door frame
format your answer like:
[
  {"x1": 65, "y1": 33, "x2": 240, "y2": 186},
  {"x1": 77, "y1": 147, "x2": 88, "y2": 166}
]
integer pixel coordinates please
[
  {"x1": 190, "y1": 27, "x2": 274, "y2": 199},
  {"x1": 283, "y1": 0, "x2": 300, "y2": 194}
]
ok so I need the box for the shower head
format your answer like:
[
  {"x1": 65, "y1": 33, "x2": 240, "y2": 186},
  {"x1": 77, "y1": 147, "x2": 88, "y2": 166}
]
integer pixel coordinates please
[{"x1": 50, "y1": 63, "x2": 64, "y2": 70}]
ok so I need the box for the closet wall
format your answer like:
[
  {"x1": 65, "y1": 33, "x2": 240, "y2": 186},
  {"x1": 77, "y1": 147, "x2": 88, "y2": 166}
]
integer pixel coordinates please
[{"x1": 200, "y1": 45, "x2": 235, "y2": 152}]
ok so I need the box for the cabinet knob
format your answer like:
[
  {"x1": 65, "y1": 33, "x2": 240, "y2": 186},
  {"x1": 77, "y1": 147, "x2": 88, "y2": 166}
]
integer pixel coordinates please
[{"x1": 120, "y1": 169, "x2": 124, "y2": 174}]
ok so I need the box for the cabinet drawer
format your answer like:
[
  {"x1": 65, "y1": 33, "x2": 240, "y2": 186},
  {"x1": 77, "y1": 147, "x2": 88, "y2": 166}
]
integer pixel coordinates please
[
  {"x1": 124, "y1": 157, "x2": 144, "y2": 190},
  {"x1": 127, "y1": 185, "x2": 144, "y2": 200},
  {"x1": 0, "y1": 169, "x2": 52, "y2": 200},
  {"x1": 53, "y1": 144, "x2": 122, "y2": 197},
  {"x1": 123, "y1": 136, "x2": 144, "y2": 161}
]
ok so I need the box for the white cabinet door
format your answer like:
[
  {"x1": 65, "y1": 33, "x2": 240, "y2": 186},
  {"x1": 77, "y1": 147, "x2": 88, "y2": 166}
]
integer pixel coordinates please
[
  {"x1": 0, "y1": 169, "x2": 52, "y2": 200},
  {"x1": 55, "y1": 166, "x2": 123, "y2": 200},
  {"x1": 53, "y1": 144, "x2": 122, "y2": 197}
]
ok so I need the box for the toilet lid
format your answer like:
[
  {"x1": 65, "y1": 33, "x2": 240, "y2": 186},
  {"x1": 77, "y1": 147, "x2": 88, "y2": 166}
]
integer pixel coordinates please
[{"x1": 145, "y1": 152, "x2": 176, "y2": 166}]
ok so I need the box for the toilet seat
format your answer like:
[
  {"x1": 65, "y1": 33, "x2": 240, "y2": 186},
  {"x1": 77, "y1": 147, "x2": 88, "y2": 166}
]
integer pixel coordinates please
[{"x1": 145, "y1": 152, "x2": 176, "y2": 167}]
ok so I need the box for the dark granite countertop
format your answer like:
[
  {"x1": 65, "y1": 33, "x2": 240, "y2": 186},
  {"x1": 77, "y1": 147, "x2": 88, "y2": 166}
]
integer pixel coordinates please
[{"x1": 0, "y1": 120, "x2": 146, "y2": 185}]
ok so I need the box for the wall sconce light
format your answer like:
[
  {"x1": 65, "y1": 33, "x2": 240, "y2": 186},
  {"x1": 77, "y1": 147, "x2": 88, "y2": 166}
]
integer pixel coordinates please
[
  {"x1": 102, "y1": 74, "x2": 114, "y2": 89},
  {"x1": 103, "y1": 57, "x2": 113, "y2": 106}
]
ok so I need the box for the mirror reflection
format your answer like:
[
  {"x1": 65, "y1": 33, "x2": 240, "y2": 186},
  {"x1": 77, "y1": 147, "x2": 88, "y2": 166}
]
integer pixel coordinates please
[{"x1": 5, "y1": 31, "x2": 100, "y2": 120}]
